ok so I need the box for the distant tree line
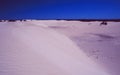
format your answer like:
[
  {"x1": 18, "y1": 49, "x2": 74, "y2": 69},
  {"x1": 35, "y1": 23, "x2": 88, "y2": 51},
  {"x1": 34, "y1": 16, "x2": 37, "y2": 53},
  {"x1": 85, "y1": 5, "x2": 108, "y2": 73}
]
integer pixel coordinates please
[
  {"x1": 0, "y1": 19, "x2": 27, "y2": 22},
  {"x1": 0, "y1": 20, "x2": 108, "y2": 26}
]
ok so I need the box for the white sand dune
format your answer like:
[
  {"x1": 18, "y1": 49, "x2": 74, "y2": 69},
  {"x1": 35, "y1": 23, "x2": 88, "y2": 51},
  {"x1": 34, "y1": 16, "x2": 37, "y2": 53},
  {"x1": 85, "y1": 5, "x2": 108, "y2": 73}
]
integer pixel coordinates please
[
  {"x1": 0, "y1": 22, "x2": 109, "y2": 75},
  {"x1": 46, "y1": 21, "x2": 120, "y2": 75}
]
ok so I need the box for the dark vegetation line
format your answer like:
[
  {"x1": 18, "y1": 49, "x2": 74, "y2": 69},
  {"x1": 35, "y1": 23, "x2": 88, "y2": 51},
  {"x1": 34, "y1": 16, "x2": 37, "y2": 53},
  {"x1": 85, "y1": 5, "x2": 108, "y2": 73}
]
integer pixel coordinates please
[
  {"x1": 0, "y1": 19, "x2": 27, "y2": 22},
  {"x1": 0, "y1": 19, "x2": 120, "y2": 22},
  {"x1": 0, "y1": 19, "x2": 120, "y2": 26},
  {"x1": 57, "y1": 19, "x2": 120, "y2": 22}
]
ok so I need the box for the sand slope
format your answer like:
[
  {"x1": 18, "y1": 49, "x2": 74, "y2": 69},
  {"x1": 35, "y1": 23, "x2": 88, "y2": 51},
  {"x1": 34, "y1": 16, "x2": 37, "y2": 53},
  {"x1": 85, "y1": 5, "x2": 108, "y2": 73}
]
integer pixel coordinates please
[{"x1": 0, "y1": 22, "x2": 109, "y2": 75}]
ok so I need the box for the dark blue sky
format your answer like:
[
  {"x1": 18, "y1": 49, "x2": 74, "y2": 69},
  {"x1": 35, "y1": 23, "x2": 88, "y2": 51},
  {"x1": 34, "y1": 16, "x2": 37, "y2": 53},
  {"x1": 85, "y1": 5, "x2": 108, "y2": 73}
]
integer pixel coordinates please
[{"x1": 0, "y1": 0, "x2": 120, "y2": 19}]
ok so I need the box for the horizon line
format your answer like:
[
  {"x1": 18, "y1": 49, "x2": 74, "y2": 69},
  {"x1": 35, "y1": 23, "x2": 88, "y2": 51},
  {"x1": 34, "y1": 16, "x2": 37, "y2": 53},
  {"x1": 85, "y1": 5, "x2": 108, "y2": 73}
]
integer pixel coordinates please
[{"x1": 1, "y1": 19, "x2": 120, "y2": 22}]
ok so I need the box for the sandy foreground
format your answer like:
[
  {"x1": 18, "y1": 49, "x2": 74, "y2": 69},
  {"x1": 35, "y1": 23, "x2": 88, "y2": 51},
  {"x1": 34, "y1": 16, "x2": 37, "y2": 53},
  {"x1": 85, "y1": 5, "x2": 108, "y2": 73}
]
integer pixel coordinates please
[{"x1": 0, "y1": 20, "x2": 120, "y2": 75}]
